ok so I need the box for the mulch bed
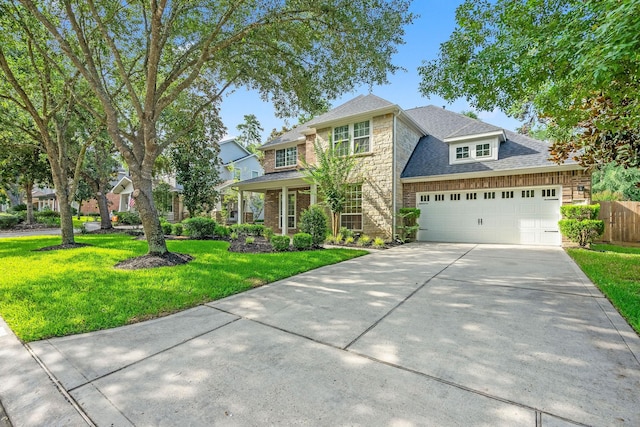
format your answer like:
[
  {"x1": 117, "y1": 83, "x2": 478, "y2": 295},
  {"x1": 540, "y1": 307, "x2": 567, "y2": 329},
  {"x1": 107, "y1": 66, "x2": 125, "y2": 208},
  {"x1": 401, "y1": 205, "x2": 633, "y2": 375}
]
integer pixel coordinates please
[
  {"x1": 114, "y1": 252, "x2": 193, "y2": 270},
  {"x1": 34, "y1": 243, "x2": 91, "y2": 252},
  {"x1": 228, "y1": 236, "x2": 279, "y2": 253}
]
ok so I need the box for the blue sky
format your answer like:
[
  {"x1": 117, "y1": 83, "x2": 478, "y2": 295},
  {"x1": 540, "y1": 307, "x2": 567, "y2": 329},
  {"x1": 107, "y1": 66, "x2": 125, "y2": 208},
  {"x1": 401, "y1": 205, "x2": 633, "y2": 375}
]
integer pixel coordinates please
[{"x1": 219, "y1": 1, "x2": 522, "y2": 142}]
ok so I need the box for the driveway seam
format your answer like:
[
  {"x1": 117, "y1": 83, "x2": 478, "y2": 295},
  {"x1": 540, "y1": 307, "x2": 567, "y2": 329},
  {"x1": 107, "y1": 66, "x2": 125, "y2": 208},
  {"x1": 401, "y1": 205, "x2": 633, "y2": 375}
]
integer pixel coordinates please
[
  {"x1": 434, "y1": 276, "x2": 608, "y2": 299},
  {"x1": 342, "y1": 244, "x2": 478, "y2": 350},
  {"x1": 63, "y1": 314, "x2": 241, "y2": 393}
]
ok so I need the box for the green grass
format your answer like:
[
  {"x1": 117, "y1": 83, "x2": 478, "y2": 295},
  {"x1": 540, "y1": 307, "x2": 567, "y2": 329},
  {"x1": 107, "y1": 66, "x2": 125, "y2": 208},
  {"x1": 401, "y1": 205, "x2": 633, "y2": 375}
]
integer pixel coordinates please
[
  {"x1": 0, "y1": 234, "x2": 366, "y2": 342},
  {"x1": 567, "y1": 244, "x2": 640, "y2": 334}
]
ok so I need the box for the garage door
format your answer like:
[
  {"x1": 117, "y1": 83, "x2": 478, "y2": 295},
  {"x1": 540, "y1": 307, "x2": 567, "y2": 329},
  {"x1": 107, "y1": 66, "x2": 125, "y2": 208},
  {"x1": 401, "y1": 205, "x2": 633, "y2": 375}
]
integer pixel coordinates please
[{"x1": 416, "y1": 186, "x2": 562, "y2": 245}]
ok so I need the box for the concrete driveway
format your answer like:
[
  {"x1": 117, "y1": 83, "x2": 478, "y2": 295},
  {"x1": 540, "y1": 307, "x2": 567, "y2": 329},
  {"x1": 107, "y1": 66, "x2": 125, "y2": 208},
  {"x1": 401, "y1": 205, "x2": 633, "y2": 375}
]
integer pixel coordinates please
[{"x1": 2, "y1": 243, "x2": 639, "y2": 426}]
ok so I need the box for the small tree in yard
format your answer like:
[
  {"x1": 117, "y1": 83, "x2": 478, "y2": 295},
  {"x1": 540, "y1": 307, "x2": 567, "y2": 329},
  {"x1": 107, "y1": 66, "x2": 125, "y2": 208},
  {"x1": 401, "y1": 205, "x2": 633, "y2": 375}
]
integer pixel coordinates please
[
  {"x1": 299, "y1": 205, "x2": 329, "y2": 248},
  {"x1": 558, "y1": 204, "x2": 604, "y2": 248},
  {"x1": 302, "y1": 140, "x2": 359, "y2": 237}
]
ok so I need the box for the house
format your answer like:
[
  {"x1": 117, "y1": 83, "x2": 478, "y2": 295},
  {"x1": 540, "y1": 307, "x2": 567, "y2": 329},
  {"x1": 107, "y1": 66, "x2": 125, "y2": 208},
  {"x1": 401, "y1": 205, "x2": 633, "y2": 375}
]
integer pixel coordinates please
[
  {"x1": 111, "y1": 173, "x2": 185, "y2": 222},
  {"x1": 213, "y1": 137, "x2": 264, "y2": 223},
  {"x1": 234, "y1": 94, "x2": 590, "y2": 246}
]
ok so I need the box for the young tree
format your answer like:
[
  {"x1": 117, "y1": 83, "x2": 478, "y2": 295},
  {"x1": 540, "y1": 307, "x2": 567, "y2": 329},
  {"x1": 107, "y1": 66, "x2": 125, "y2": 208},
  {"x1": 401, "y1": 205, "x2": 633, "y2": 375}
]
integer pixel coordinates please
[
  {"x1": 419, "y1": 0, "x2": 640, "y2": 168},
  {"x1": 14, "y1": 0, "x2": 413, "y2": 257},
  {"x1": 236, "y1": 114, "x2": 263, "y2": 154},
  {"x1": 302, "y1": 139, "x2": 360, "y2": 237}
]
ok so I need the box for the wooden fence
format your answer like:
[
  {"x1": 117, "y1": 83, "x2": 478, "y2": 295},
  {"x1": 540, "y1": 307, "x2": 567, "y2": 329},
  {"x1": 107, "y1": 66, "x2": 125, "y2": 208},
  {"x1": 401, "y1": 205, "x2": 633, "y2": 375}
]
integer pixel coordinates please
[{"x1": 597, "y1": 201, "x2": 640, "y2": 243}]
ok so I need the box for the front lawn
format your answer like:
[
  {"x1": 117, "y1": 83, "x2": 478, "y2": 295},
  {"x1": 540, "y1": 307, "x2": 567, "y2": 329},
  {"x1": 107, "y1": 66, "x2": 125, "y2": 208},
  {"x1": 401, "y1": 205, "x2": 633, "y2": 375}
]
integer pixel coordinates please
[
  {"x1": 567, "y1": 244, "x2": 640, "y2": 334},
  {"x1": 0, "y1": 234, "x2": 366, "y2": 342}
]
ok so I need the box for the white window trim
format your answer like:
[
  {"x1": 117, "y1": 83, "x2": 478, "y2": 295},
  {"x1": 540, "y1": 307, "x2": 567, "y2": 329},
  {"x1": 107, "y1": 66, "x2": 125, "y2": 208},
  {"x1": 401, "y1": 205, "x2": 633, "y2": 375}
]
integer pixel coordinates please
[
  {"x1": 279, "y1": 191, "x2": 296, "y2": 229},
  {"x1": 449, "y1": 137, "x2": 499, "y2": 164},
  {"x1": 275, "y1": 146, "x2": 298, "y2": 169},
  {"x1": 332, "y1": 119, "x2": 372, "y2": 155},
  {"x1": 339, "y1": 184, "x2": 363, "y2": 231}
]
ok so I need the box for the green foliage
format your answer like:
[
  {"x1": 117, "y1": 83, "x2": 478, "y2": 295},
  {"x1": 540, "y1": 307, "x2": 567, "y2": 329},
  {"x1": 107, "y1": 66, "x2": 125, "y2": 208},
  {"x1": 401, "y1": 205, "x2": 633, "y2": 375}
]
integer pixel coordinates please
[
  {"x1": 115, "y1": 211, "x2": 142, "y2": 225},
  {"x1": 592, "y1": 163, "x2": 640, "y2": 201},
  {"x1": 230, "y1": 223, "x2": 265, "y2": 237},
  {"x1": 262, "y1": 227, "x2": 275, "y2": 241},
  {"x1": 419, "y1": 0, "x2": 640, "y2": 168},
  {"x1": 152, "y1": 182, "x2": 173, "y2": 215},
  {"x1": 214, "y1": 225, "x2": 231, "y2": 238},
  {"x1": 230, "y1": 232, "x2": 239, "y2": 240},
  {"x1": 372, "y1": 237, "x2": 385, "y2": 248},
  {"x1": 559, "y1": 204, "x2": 603, "y2": 247},
  {"x1": 299, "y1": 205, "x2": 329, "y2": 247},
  {"x1": 236, "y1": 114, "x2": 264, "y2": 153},
  {"x1": 10, "y1": 204, "x2": 27, "y2": 212},
  {"x1": 270, "y1": 235, "x2": 291, "y2": 252},
  {"x1": 592, "y1": 190, "x2": 624, "y2": 202},
  {"x1": 182, "y1": 217, "x2": 217, "y2": 239},
  {"x1": 339, "y1": 227, "x2": 353, "y2": 239},
  {"x1": 172, "y1": 223, "x2": 183, "y2": 236},
  {"x1": 292, "y1": 233, "x2": 313, "y2": 250},
  {"x1": 0, "y1": 235, "x2": 366, "y2": 341},
  {"x1": 334, "y1": 233, "x2": 344, "y2": 244},
  {"x1": 160, "y1": 220, "x2": 173, "y2": 235},
  {"x1": 344, "y1": 236, "x2": 355, "y2": 245},
  {"x1": 245, "y1": 236, "x2": 255, "y2": 244},
  {"x1": 397, "y1": 208, "x2": 421, "y2": 242},
  {"x1": 0, "y1": 213, "x2": 20, "y2": 229},
  {"x1": 560, "y1": 204, "x2": 600, "y2": 221},
  {"x1": 357, "y1": 235, "x2": 371, "y2": 246}
]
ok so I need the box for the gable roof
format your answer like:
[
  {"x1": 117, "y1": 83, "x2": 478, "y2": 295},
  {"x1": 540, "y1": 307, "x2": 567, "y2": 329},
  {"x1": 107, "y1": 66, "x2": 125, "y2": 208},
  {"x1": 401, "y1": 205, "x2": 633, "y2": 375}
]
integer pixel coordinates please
[
  {"x1": 401, "y1": 106, "x2": 579, "y2": 179},
  {"x1": 260, "y1": 94, "x2": 407, "y2": 150}
]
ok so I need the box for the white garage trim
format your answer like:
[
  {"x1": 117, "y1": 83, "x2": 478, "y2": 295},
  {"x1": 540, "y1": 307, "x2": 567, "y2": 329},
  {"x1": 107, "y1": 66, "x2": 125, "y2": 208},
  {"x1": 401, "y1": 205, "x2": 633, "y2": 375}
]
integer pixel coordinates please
[{"x1": 416, "y1": 185, "x2": 562, "y2": 246}]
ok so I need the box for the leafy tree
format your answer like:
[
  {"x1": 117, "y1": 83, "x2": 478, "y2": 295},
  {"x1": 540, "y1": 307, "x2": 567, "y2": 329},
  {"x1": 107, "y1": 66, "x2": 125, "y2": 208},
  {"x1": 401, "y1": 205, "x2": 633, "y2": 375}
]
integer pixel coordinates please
[
  {"x1": 152, "y1": 182, "x2": 173, "y2": 217},
  {"x1": 302, "y1": 139, "x2": 359, "y2": 237},
  {"x1": 592, "y1": 163, "x2": 640, "y2": 202},
  {"x1": 297, "y1": 99, "x2": 331, "y2": 125},
  {"x1": 15, "y1": 0, "x2": 413, "y2": 257},
  {"x1": 267, "y1": 124, "x2": 293, "y2": 142},
  {"x1": 236, "y1": 114, "x2": 263, "y2": 154},
  {"x1": 419, "y1": 0, "x2": 640, "y2": 168},
  {"x1": 73, "y1": 179, "x2": 93, "y2": 219},
  {"x1": 460, "y1": 110, "x2": 479, "y2": 120}
]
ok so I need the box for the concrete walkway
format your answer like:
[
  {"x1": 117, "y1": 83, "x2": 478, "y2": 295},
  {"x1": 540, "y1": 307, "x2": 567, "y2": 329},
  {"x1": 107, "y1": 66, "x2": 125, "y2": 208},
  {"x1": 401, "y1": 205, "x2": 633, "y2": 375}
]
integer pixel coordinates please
[{"x1": 1, "y1": 243, "x2": 639, "y2": 426}]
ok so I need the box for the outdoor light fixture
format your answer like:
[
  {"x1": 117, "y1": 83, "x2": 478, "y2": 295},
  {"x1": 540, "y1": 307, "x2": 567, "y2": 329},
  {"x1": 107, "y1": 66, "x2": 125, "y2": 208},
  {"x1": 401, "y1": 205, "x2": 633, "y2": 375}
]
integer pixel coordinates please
[{"x1": 577, "y1": 185, "x2": 585, "y2": 192}]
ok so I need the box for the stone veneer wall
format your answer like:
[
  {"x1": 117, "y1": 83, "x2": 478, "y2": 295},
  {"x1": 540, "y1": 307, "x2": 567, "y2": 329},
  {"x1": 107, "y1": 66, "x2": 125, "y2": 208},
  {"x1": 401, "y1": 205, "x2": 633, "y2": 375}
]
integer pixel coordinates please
[
  {"x1": 394, "y1": 118, "x2": 422, "y2": 228},
  {"x1": 402, "y1": 170, "x2": 592, "y2": 208}
]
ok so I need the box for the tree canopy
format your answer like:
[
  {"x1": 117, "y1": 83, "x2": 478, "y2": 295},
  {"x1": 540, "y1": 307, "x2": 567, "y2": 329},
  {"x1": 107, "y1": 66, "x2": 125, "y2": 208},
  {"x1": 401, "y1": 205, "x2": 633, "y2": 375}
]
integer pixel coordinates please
[
  {"x1": 10, "y1": 0, "x2": 414, "y2": 256},
  {"x1": 419, "y1": 0, "x2": 640, "y2": 169}
]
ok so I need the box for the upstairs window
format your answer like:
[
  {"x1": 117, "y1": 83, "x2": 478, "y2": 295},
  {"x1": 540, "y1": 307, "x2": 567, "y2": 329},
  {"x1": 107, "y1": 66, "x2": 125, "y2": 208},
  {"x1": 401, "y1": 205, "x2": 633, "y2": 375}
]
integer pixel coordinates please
[
  {"x1": 476, "y1": 143, "x2": 491, "y2": 157},
  {"x1": 333, "y1": 120, "x2": 371, "y2": 155},
  {"x1": 456, "y1": 146, "x2": 470, "y2": 159},
  {"x1": 275, "y1": 147, "x2": 297, "y2": 168}
]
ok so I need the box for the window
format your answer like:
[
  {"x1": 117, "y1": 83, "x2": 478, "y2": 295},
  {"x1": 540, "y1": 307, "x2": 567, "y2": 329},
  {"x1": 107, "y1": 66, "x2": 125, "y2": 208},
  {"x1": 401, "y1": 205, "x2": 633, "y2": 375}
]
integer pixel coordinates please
[
  {"x1": 279, "y1": 192, "x2": 296, "y2": 229},
  {"x1": 450, "y1": 193, "x2": 461, "y2": 201},
  {"x1": 502, "y1": 191, "x2": 514, "y2": 199},
  {"x1": 484, "y1": 192, "x2": 495, "y2": 199},
  {"x1": 340, "y1": 184, "x2": 363, "y2": 230},
  {"x1": 419, "y1": 194, "x2": 429, "y2": 202},
  {"x1": 333, "y1": 120, "x2": 371, "y2": 155},
  {"x1": 522, "y1": 190, "x2": 535, "y2": 198},
  {"x1": 435, "y1": 194, "x2": 445, "y2": 201},
  {"x1": 251, "y1": 170, "x2": 259, "y2": 178},
  {"x1": 466, "y1": 193, "x2": 477, "y2": 200},
  {"x1": 456, "y1": 146, "x2": 470, "y2": 159},
  {"x1": 476, "y1": 143, "x2": 491, "y2": 157},
  {"x1": 275, "y1": 147, "x2": 297, "y2": 168},
  {"x1": 542, "y1": 188, "x2": 556, "y2": 198}
]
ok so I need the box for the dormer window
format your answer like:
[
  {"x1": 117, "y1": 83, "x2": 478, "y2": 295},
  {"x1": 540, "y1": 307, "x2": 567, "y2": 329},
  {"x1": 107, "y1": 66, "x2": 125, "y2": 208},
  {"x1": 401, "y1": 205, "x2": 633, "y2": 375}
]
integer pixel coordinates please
[
  {"x1": 456, "y1": 146, "x2": 470, "y2": 159},
  {"x1": 275, "y1": 147, "x2": 297, "y2": 168},
  {"x1": 333, "y1": 120, "x2": 371, "y2": 155},
  {"x1": 476, "y1": 143, "x2": 491, "y2": 157}
]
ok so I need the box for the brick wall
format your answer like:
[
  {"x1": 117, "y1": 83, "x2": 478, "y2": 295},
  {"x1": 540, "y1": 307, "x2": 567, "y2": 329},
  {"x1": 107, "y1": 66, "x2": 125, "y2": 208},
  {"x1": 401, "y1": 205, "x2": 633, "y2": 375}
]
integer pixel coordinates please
[
  {"x1": 80, "y1": 192, "x2": 119, "y2": 214},
  {"x1": 264, "y1": 187, "x2": 311, "y2": 234},
  {"x1": 402, "y1": 170, "x2": 592, "y2": 208}
]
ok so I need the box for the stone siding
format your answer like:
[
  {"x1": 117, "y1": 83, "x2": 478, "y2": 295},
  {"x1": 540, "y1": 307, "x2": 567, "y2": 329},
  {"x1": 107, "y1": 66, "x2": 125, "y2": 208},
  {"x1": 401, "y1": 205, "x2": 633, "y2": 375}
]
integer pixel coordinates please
[
  {"x1": 402, "y1": 170, "x2": 592, "y2": 208},
  {"x1": 394, "y1": 118, "x2": 422, "y2": 231}
]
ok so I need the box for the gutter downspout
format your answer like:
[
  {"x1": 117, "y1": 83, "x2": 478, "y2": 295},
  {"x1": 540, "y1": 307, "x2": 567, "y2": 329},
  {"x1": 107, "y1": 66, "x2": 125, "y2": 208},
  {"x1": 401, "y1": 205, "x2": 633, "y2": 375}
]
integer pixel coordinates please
[{"x1": 392, "y1": 113, "x2": 397, "y2": 240}]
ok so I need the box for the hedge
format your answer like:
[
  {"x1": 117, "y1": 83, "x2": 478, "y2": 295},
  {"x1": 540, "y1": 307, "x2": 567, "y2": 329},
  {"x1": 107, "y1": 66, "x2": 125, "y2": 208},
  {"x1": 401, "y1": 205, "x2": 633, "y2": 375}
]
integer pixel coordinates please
[
  {"x1": 270, "y1": 235, "x2": 290, "y2": 251},
  {"x1": 292, "y1": 233, "x2": 313, "y2": 250},
  {"x1": 182, "y1": 217, "x2": 217, "y2": 239},
  {"x1": 0, "y1": 213, "x2": 21, "y2": 229}
]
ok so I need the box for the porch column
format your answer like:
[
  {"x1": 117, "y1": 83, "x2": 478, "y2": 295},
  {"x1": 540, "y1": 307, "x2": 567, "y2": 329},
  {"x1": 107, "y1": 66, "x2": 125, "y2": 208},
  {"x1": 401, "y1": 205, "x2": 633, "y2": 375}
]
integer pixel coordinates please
[
  {"x1": 237, "y1": 190, "x2": 243, "y2": 225},
  {"x1": 281, "y1": 186, "x2": 288, "y2": 235},
  {"x1": 310, "y1": 183, "x2": 317, "y2": 205}
]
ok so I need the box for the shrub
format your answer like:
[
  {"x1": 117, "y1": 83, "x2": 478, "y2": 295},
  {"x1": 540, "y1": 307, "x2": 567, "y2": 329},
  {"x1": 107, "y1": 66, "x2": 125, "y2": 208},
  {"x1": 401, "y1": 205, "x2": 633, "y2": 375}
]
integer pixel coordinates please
[
  {"x1": 115, "y1": 211, "x2": 142, "y2": 225},
  {"x1": 160, "y1": 220, "x2": 173, "y2": 235},
  {"x1": 35, "y1": 210, "x2": 60, "y2": 226},
  {"x1": 357, "y1": 235, "x2": 371, "y2": 246},
  {"x1": 172, "y1": 223, "x2": 183, "y2": 236},
  {"x1": 9, "y1": 203, "x2": 27, "y2": 212},
  {"x1": 560, "y1": 204, "x2": 600, "y2": 221},
  {"x1": 214, "y1": 225, "x2": 230, "y2": 238},
  {"x1": 339, "y1": 226, "x2": 353, "y2": 239},
  {"x1": 231, "y1": 223, "x2": 265, "y2": 237},
  {"x1": 262, "y1": 227, "x2": 274, "y2": 240},
  {"x1": 334, "y1": 233, "x2": 343, "y2": 244},
  {"x1": 397, "y1": 208, "x2": 421, "y2": 242},
  {"x1": 559, "y1": 219, "x2": 605, "y2": 247},
  {"x1": 344, "y1": 236, "x2": 355, "y2": 245},
  {"x1": 558, "y1": 204, "x2": 604, "y2": 247},
  {"x1": 293, "y1": 233, "x2": 313, "y2": 250},
  {"x1": 372, "y1": 237, "x2": 385, "y2": 248},
  {"x1": 270, "y1": 235, "x2": 290, "y2": 251},
  {"x1": 245, "y1": 236, "x2": 255, "y2": 244},
  {"x1": 230, "y1": 231, "x2": 238, "y2": 240},
  {"x1": 299, "y1": 205, "x2": 329, "y2": 247},
  {"x1": 324, "y1": 235, "x2": 335, "y2": 245},
  {"x1": 0, "y1": 213, "x2": 21, "y2": 229},
  {"x1": 182, "y1": 217, "x2": 217, "y2": 239}
]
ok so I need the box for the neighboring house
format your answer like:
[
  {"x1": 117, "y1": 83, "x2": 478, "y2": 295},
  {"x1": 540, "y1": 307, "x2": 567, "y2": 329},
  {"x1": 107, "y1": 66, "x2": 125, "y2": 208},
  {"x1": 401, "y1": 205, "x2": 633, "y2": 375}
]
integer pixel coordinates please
[
  {"x1": 111, "y1": 173, "x2": 186, "y2": 222},
  {"x1": 214, "y1": 137, "x2": 264, "y2": 223},
  {"x1": 234, "y1": 94, "x2": 590, "y2": 246}
]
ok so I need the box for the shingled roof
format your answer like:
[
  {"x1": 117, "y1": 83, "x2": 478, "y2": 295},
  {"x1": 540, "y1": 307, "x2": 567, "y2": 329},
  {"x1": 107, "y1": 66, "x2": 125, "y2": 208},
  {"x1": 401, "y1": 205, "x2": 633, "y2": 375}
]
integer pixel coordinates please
[{"x1": 401, "y1": 106, "x2": 577, "y2": 179}]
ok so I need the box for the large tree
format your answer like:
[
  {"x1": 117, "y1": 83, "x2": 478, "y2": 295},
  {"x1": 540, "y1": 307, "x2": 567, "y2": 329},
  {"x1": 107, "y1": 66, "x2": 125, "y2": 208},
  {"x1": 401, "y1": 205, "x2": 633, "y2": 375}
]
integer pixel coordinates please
[
  {"x1": 419, "y1": 0, "x2": 640, "y2": 168},
  {"x1": 14, "y1": 0, "x2": 413, "y2": 257},
  {"x1": 236, "y1": 114, "x2": 263, "y2": 154}
]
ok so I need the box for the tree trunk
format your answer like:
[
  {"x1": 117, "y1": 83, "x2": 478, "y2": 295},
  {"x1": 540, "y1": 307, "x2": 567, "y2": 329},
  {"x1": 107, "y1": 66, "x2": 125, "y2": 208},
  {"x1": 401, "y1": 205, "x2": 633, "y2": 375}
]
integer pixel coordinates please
[
  {"x1": 48, "y1": 159, "x2": 75, "y2": 245},
  {"x1": 25, "y1": 181, "x2": 35, "y2": 224},
  {"x1": 131, "y1": 173, "x2": 168, "y2": 255},
  {"x1": 96, "y1": 191, "x2": 113, "y2": 229},
  {"x1": 77, "y1": 201, "x2": 83, "y2": 219},
  {"x1": 332, "y1": 212, "x2": 340, "y2": 237}
]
